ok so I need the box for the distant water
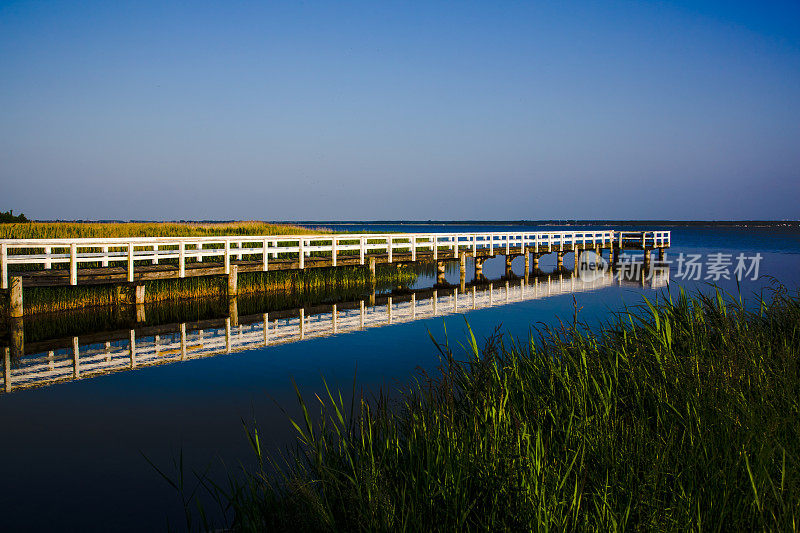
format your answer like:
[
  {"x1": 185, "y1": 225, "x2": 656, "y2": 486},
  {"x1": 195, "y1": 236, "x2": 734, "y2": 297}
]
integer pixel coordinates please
[{"x1": 0, "y1": 222, "x2": 798, "y2": 531}]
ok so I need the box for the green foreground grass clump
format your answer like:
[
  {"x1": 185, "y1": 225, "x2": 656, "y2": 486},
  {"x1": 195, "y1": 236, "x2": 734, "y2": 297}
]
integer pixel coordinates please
[{"x1": 177, "y1": 286, "x2": 800, "y2": 531}]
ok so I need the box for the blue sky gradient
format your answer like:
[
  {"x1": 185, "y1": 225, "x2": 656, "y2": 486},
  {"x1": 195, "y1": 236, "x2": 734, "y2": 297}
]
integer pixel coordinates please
[{"x1": 1, "y1": 1, "x2": 798, "y2": 220}]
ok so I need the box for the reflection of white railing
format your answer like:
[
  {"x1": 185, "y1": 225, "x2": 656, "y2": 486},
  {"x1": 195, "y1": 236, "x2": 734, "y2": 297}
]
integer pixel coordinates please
[
  {"x1": 0, "y1": 269, "x2": 674, "y2": 394},
  {"x1": 0, "y1": 230, "x2": 669, "y2": 289}
]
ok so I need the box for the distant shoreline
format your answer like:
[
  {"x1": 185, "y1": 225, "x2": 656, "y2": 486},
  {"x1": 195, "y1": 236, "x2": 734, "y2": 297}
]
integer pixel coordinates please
[{"x1": 23, "y1": 219, "x2": 800, "y2": 228}]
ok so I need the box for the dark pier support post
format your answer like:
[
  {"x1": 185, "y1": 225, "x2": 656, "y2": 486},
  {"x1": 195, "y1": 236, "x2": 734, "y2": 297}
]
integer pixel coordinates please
[
  {"x1": 369, "y1": 257, "x2": 376, "y2": 284},
  {"x1": 643, "y1": 248, "x2": 652, "y2": 275},
  {"x1": 573, "y1": 246, "x2": 580, "y2": 271},
  {"x1": 227, "y1": 265, "x2": 238, "y2": 297},
  {"x1": 557, "y1": 251, "x2": 564, "y2": 270},
  {"x1": 459, "y1": 253, "x2": 466, "y2": 291},
  {"x1": 474, "y1": 257, "x2": 484, "y2": 281},
  {"x1": 658, "y1": 247, "x2": 665, "y2": 261},
  {"x1": 436, "y1": 260, "x2": 447, "y2": 285},
  {"x1": 228, "y1": 296, "x2": 239, "y2": 328},
  {"x1": 504, "y1": 255, "x2": 513, "y2": 278},
  {"x1": 9, "y1": 276, "x2": 23, "y2": 318},
  {"x1": 532, "y1": 254, "x2": 540, "y2": 271},
  {"x1": 9, "y1": 317, "x2": 24, "y2": 360},
  {"x1": 524, "y1": 251, "x2": 530, "y2": 282}
]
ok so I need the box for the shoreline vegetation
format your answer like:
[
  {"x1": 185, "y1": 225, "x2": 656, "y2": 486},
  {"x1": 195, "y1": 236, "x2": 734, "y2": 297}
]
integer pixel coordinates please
[
  {"x1": 0, "y1": 220, "x2": 329, "y2": 239},
  {"x1": 172, "y1": 285, "x2": 799, "y2": 531}
]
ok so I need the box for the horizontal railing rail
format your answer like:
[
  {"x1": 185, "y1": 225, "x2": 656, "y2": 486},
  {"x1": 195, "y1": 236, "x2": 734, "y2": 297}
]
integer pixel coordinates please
[{"x1": 0, "y1": 230, "x2": 669, "y2": 289}]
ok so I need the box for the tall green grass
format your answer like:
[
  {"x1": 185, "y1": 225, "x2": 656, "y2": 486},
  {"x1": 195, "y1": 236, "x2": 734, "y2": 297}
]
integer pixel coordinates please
[{"x1": 173, "y1": 284, "x2": 800, "y2": 531}]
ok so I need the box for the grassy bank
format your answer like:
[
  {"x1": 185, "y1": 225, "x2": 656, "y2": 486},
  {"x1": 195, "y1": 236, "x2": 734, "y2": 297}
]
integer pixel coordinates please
[
  {"x1": 0, "y1": 220, "x2": 326, "y2": 239},
  {"x1": 183, "y1": 285, "x2": 799, "y2": 531},
  {"x1": 17, "y1": 265, "x2": 417, "y2": 315}
]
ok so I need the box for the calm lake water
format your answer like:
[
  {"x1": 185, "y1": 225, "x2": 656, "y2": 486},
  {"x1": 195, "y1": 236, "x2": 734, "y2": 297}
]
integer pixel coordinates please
[{"x1": 1, "y1": 223, "x2": 799, "y2": 531}]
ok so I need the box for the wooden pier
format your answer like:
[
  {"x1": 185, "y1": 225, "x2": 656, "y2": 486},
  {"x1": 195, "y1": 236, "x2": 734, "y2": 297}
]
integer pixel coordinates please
[{"x1": 1, "y1": 230, "x2": 670, "y2": 315}]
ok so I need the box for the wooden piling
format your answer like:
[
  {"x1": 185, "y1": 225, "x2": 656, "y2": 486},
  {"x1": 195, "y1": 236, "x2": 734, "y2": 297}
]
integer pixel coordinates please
[
  {"x1": 229, "y1": 297, "x2": 239, "y2": 327},
  {"x1": 459, "y1": 253, "x2": 466, "y2": 290},
  {"x1": 227, "y1": 265, "x2": 238, "y2": 297},
  {"x1": 557, "y1": 251, "x2": 564, "y2": 270},
  {"x1": 369, "y1": 257, "x2": 376, "y2": 282},
  {"x1": 9, "y1": 276, "x2": 23, "y2": 318},
  {"x1": 9, "y1": 317, "x2": 24, "y2": 360},
  {"x1": 134, "y1": 284, "x2": 146, "y2": 305}
]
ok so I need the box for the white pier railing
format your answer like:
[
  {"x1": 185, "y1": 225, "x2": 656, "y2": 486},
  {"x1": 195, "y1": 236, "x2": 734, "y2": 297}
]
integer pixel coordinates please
[{"x1": 0, "y1": 230, "x2": 670, "y2": 289}]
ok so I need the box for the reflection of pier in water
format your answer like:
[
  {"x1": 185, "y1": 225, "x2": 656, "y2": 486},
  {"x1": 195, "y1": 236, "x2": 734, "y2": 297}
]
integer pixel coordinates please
[{"x1": 1, "y1": 268, "x2": 668, "y2": 394}]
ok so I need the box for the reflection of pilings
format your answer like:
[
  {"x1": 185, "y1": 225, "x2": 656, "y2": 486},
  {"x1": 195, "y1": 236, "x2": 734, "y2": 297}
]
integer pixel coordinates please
[
  {"x1": 369, "y1": 289, "x2": 376, "y2": 307},
  {"x1": 180, "y1": 323, "x2": 187, "y2": 360},
  {"x1": 9, "y1": 317, "x2": 24, "y2": 360},
  {"x1": 474, "y1": 257, "x2": 484, "y2": 281},
  {"x1": 299, "y1": 309, "x2": 305, "y2": 340},
  {"x1": 72, "y1": 336, "x2": 80, "y2": 379},
  {"x1": 4, "y1": 348, "x2": 10, "y2": 393},
  {"x1": 225, "y1": 317, "x2": 232, "y2": 352},
  {"x1": 129, "y1": 330, "x2": 136, "y2": 368},
  {"x1": 436, "y1": 261, "x2": 447, "y2": 285}
]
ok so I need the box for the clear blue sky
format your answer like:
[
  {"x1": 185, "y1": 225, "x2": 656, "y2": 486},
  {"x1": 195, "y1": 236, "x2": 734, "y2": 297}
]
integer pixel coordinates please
[{"x1": 1, "y1": 1, "x2": 798, "y2": 221}]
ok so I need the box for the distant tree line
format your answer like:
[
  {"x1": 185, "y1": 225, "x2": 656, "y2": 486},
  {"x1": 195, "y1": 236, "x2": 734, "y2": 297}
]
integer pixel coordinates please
[{"x1": 0, "y1": 210, "x2": 29, "y2": 223}]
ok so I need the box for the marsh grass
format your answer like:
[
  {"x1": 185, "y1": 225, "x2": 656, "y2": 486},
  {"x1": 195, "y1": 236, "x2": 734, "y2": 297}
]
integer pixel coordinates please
[
  {"x1": 0, "y1": 221, "x2": 327, "y2": 240},
  {"x1": 168, "y1": 284, "x2": 800, "y2": 531}
]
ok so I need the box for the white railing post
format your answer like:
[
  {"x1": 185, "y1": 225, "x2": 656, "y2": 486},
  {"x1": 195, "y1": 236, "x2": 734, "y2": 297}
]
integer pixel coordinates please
[
  {"x1": 411, "y1": 235, "x2": 416, "y2": 261},
  {"x1": 472, "y1": 234, "x2": 477, "y2": 255},
  {"x1": 224, "y1": 240, "x2": 231, "y2": 274},
  {"x1": 331, "y1": 237, "x2": 337, "y2": 267},
  {"x1": 262, "y1": 239, "x2": 269, "y2": 271},
  {"x1": 387, "y1": 236, "x2": 392, "y2": 263},
  {"x1": 152, "y1": 244, "x2": 158, "y2": 265},
  {"x1": 505, "y1": 234, "x2": 510, "y2": 255},
  {"x1": 70, "y1": 243, "x2": 78, "y2": 285},
  {"x1": 299, "y1": 239, "x2": 304, "y2": 269},
  {"x1": 101, "y1": 246, "x2": 109, "y2": 267},
  {"x1": 179, "y1": 242, "x2": 185, "y2": 278},
  {"x1": 44, "y1": 246, "x2": 52, "y2": 269},
  {"x1": 0, "y1": 243, "x2": 7, "y2": 289},
  {"x1": 127, "y1": 243, "x2": 134, "y2": 282},
  {"x1": 360, "y1": 237, "x2": 365, "y2": 265},
  {"x1": 489, "y1": 235, "x2": 493, "y2": 255},
  {"x1": 433, "y1": 235, "x2": 438, "y2": 260}
]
